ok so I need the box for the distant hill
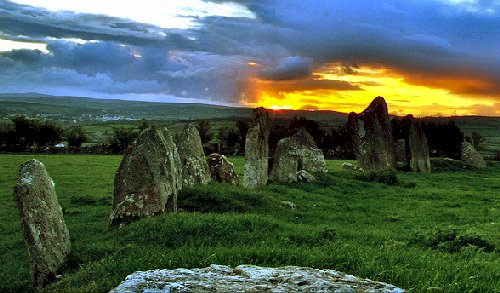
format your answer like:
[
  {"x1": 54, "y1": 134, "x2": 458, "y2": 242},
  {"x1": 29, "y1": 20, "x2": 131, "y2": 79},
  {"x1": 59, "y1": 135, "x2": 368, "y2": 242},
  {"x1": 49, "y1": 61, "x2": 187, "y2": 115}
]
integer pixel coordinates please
[{"x1": 0, "y1": 93, "x2": 348, "y2": 125}]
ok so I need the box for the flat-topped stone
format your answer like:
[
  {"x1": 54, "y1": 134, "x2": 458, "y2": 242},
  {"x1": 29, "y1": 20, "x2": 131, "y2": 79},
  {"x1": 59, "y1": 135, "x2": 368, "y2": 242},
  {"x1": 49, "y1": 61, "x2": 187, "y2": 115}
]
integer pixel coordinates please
[{"x1": 110, "y1": 264, "x2": 405, "y2": 293}]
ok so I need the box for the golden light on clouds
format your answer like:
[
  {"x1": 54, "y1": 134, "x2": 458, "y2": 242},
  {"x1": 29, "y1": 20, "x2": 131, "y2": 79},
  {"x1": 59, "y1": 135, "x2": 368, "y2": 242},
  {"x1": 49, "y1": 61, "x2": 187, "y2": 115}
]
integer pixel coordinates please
[{"x1": 244, "y1": 63, "x2": 499, "y2": 117}]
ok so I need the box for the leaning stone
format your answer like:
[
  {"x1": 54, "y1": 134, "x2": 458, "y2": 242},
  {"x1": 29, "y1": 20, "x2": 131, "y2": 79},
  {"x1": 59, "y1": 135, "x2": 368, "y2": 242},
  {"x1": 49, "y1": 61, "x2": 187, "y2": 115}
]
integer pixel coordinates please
[
  {"x1": 13, "y1": 159, "x2": 71, "y2": 289},
  {"x1": 207, "y1": 153, "x2": 239, "y2": 185},
  {"x1": 297, "y1": 170, "x2": 315, "y2": 182},
  {"x1": 177, "y1": 124, "x2": 211, "y2": 186},
  {"x1": 110, "y1": 264, "x2": 405, "y2": 293},
  {"x1": 244, "y1": 107, "x2": 270, "y2": 188},
  {"x1": 461, "y1": 141, "x2": 486, "y2": 168},
  {"x1": 110, "y1": 127, "x2": 182, "y2": 227}
]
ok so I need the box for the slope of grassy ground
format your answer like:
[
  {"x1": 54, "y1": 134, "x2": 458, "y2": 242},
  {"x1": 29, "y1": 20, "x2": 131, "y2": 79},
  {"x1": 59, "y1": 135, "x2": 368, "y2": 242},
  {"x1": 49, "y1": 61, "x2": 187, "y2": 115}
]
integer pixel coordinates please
[{"x1": 0, "y1": 155, "x2": 498, "y2": 292}]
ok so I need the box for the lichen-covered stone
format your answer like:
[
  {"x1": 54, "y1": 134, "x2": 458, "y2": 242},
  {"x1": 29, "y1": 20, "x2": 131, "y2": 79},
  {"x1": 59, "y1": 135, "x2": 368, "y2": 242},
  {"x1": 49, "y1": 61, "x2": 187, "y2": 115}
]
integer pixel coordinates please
[
  {"x1": 110, "y1": 127, "x2": 182, "y2": 227},
  {"x1": 270, "y1": 128, "x2": 326, "y2": 183},
  {"x1": 110, "y1": 264, "x2": 405, "y2": 293},
  {"x1": 177, "y1": 124, "x2": 211, "y2": 186},
  {"x1": 403, "y1": 115, "x2": 431, "y2": 172},
  {"x1": 207, "y1": 153, "x2": 239, "y2": 185},
  {"x1": 13, "y1": 159, "x2": 70, "y2": 289},
  {"x1": 461, "y1": 141, "x2": 486, "y2": 168},
  {"x1": 348, "y1": 97, "x2": 396, "y2": 171},
  {"x1": 244, "y1": 107, "x2": 270, "y2": 188}
]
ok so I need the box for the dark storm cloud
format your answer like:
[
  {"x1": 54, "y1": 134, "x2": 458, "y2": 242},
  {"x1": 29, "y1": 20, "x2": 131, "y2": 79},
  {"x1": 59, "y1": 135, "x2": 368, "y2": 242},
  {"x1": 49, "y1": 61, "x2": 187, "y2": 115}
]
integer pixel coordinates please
[
  {"x1": 257, "y1": 56, "x2": 312, "y2": 80},
  {"x1": 198, "y1": 0, "x2": 500, "y2": 98},
  {"x1": 1, "y1": 0, "x2": 499, "y2": 103}
]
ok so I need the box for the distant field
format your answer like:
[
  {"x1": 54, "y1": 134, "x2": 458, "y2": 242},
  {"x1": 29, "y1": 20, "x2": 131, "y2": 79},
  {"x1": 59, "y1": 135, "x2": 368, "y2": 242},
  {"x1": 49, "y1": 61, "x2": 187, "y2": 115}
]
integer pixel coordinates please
[{"x1": 0, "y1": 154, "x2": 498, "y2": 292}]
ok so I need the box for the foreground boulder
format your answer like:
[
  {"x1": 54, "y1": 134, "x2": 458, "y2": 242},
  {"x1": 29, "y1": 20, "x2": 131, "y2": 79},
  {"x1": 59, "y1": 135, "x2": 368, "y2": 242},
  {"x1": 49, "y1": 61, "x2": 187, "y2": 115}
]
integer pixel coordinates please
[
  {"x1": 244, "y1": 107, "x2": 270, "y2": 188},
  {"x1": 402, "y1": 115, "x2": 431, "y2": 172},
  {"x1": 13, "y1": 159, "x2": 70, "y2": 289},
  {"x1": 110, "y1": 127, "x2": 182, "y2": 227},
  {"x1": 270, "y1": 128, "x2": 327, "y2": 183},
  {"x1": 110, "y1": 264, "x2": 405, "y2": 292},
  {"x1": 207, "y1": 153, "x2": 239, "y2": 185},
  {"x1": 348, "y1": 96, "x2": 396, "y2": 171},
  {"x1": 177, "y1": 124, "x2": 211, "y2": 186},
  {"x1": 461, "y1": 141, "x2": 486, "y2": 168}
]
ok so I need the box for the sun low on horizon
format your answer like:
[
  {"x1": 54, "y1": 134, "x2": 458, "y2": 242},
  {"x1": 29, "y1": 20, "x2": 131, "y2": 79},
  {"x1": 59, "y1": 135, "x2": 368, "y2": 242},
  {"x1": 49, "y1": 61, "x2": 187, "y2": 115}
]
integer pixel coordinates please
[{"x1": 242, "y1": 63, "x2": 499, "y2": 117}]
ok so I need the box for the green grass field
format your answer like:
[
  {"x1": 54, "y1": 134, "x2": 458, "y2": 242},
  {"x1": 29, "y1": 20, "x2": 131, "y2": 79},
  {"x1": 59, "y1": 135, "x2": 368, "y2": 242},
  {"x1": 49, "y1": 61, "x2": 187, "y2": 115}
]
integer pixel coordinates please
[{"x1": 0, "y1": 154, "x2": 499, "y2": 292}]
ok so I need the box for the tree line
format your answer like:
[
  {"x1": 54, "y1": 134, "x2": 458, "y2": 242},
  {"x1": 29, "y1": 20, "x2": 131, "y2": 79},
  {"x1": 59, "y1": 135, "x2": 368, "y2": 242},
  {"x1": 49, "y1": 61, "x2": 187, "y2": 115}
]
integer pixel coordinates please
[
  {"x1": 0, "y1": 115, "x2": 487, "y2": 159},
  {"x1": 0, "y1": 116, "x2": 85, "y2": 151}
]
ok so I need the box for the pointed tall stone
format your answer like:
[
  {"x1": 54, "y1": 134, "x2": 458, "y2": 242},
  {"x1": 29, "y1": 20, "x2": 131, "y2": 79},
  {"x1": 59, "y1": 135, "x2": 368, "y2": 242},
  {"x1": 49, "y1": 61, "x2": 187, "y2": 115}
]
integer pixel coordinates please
[
  {"x1": 403, "y1": 115, "x2": 431, "y2": 172},
  {"x1": 347, "y1": 97, "x2": 396, "y2": 171},
  {"x1": 110, "y1": 127, "x2": 182, "y2": 227},
  {"x1": 13, "y1": 159, "x2": 71, "y2": 289},
  {"x1": 177, "y1": 124, "x2": 211, "y2": 186},
  {"x1": 244, "y1": 107, "x2": 270, "y2": 188}
]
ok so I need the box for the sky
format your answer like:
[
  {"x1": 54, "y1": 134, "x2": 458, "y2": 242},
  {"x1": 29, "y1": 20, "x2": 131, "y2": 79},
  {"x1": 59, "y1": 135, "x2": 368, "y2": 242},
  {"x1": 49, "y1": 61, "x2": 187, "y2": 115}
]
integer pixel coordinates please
[{"x1": 0, "y1": 0, "x2": 499, "y2": 116}]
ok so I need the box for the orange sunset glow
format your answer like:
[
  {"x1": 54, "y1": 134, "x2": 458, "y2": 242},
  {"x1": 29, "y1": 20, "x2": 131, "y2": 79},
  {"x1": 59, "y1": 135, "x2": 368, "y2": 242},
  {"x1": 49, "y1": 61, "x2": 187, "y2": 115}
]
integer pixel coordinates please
[{"x1": 244, "y1": 63, "x2": 499, "y2": 117}]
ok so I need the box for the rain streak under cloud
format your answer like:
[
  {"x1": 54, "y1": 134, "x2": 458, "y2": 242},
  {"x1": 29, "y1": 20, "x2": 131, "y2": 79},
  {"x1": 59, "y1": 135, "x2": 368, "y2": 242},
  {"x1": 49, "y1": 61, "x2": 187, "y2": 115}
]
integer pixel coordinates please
[{"x1": 0, "y1": 0, "x2": 499, "y2": 116}]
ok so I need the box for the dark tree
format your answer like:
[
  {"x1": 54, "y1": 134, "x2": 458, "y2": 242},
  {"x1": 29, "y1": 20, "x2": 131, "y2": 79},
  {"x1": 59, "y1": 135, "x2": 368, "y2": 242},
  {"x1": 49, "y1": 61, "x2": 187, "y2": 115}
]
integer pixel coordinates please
[
  {"x1": 108, "y1": 127, "x2": 139, "y2": 153},
  {"x1": 0, "y1": 123, "x2": 16, "y2": 148},
  {"x1": 324, "y1": 125, "x2": 354, "y2": 159},
  {"x1": 469, "y1": 131, "x2": 485, "y2": 150},
  {"x1": 66, "y1": 126, "x2": 87, "y2": 148},
  {"x1": 36, "y1": 121, "x2": 64, "y2": 148},
  {"x1": 196, "y1": 120, "x2": 211, "y2": 144},
  {"x1": 422, "y1": 120, "x2": 464, "y2": 159},
  {"x1": 11, "y1": 115, "x2": 32, "y2": 147}
]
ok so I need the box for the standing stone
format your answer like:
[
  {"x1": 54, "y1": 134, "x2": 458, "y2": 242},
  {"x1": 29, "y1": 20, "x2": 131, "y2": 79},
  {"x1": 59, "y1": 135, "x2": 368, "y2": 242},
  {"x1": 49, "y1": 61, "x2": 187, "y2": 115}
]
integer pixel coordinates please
[
  {"x1": 403, "y1": 115, "x2": 431, "y2": 172},
  {"x1": 461, "y1": 141, "x2": 486, "y2": 168},
  {"x1": 207, "y1": 153, "x2": 239, "y2": 185},
  {"x1": 110, "y1": 127, "x2": 182, "y2": 227},
  {"x1": 244, "y1": 107, "x2": 270, "y2": 188},
  {"x1": 270, "y1": 137, "x2": 299, "y2": 183},
  {"x1": 13, "y1": 159, "x2": 70, "y2": 289},
  {"x1": 177, "y1": 124, "x2": 211, "y2": 186},
  {"x1": 395, "y1": 139, "x2": 406, "y2": 163},
  {"x1": 270, "y1": 128, "x2": 327, "y2": 183},
  {"x1": 347, "y1": 97, "x2": 396, "y2": 171},
  {"x1": 289, "y1": 128, "x2": 327, "y2": 173}
]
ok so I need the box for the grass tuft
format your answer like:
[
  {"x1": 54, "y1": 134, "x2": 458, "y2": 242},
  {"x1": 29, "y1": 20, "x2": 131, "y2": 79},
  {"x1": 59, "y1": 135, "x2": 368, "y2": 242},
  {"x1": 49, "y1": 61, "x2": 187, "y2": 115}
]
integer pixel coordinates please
[{"x1": 410, "y1": 228, "x2": 496, "y2": 253}]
